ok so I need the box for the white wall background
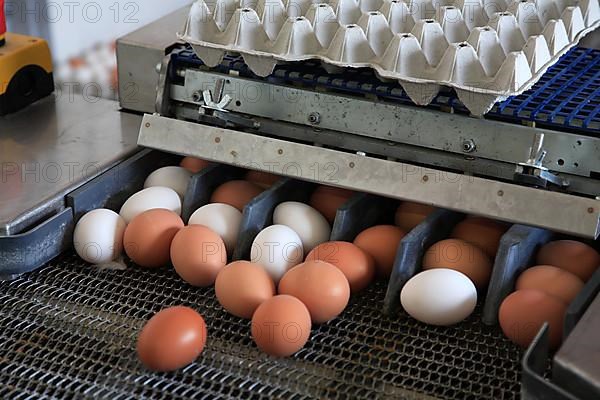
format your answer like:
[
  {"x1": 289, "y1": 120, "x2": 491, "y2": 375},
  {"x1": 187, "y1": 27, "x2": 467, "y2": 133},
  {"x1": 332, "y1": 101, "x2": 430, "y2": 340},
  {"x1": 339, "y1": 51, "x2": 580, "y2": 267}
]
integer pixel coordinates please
[{"x1": 6, "y1": 0, "x2": 192, "y2": 63}]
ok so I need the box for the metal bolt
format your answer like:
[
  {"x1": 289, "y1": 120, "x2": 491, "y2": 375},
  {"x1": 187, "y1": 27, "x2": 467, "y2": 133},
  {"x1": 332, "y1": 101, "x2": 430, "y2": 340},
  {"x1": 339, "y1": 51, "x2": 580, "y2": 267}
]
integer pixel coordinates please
[
  {"x1": 215, "y1": 137, "x2": 221, "y2": 143},
  {"x1": 192, "y1": 91, "x2": 202, "y2": 102},
  {"x1": 145, "y1": 123, "x2": 150, "y2": 128},
  {"x1": 462, "y1": 139, "x2": 476, "y2": 153},
  {"x1": 497, "y1": 190, "x2": 504, "y2": 197},
  {"x1": 588, "y1": 207, "x2": 594, "y2": 214},
  {"x1": 278, "y1": 149, "x2": 284, "y2": 155},
  {"x1": 349, "y1": 162, "x2": 355, "y2": 168},
  {"x1": 422, "y1": 176, "x2": 429, "y2": 182},
  {"x1": 308, "y1": 112, "x2": 321, "y2": 125}
]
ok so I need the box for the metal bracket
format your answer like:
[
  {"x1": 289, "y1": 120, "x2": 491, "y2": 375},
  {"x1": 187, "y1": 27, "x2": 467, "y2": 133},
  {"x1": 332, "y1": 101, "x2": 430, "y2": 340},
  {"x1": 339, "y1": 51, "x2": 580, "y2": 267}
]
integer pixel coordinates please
[
  {"x1": 196, "y1": 78, "x2": 259, "y2": 130},
  {"x1": 515, "y1": 133, "x2": 570, "y2": 188},
  {"x1": 199, "y1": 78, "x2": 230, "y2": 112}
]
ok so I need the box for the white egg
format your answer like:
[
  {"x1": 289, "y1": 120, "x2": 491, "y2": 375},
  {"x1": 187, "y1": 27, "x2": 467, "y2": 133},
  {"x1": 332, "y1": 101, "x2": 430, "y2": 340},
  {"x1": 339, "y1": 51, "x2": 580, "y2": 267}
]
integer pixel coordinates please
[
  {"x1": 73, "y1": 209, "x2": 126, "y2": 264},
  {"x1": 400, "y1": 269, "x2": 477, "y2": 326},
  {"x1": 273, "y1": 201, "x2": 331, "y2": 253},
  {"x1": 189, "y1": 203, "x2": 243, "y2": 254},
  {"x1": 119, "y1": 186, "x2": 181, "y2": 223},
  {"x1": 251, "y1": 224, "x2": 304, "y2": 283},
  {"x1": 144, "y1": 166, "x2": 192, "y2": 199}
]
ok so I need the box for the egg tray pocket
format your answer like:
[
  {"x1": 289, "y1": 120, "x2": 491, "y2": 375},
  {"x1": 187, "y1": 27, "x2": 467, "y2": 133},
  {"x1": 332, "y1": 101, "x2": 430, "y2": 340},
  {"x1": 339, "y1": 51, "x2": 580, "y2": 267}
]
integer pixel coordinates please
[{"x1": 180, "y1": 0, "x2": 600, "y2": 115}]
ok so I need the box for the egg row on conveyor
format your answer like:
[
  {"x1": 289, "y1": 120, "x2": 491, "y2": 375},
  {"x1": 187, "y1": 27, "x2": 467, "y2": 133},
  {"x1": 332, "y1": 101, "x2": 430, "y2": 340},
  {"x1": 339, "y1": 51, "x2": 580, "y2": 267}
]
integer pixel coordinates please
[
  {"x1": 71, "y1": 155, "x2": 600, "y2": 371},
  {"x1": 182, "y1": 0, "x2": 600, "y2": 114}
]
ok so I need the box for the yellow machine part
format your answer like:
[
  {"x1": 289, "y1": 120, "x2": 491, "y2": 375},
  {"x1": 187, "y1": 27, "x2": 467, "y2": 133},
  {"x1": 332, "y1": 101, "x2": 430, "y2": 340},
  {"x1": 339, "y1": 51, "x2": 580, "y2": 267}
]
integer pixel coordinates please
[{"x1": 0, "y1": 32, "x2": 52, "y2": 96}]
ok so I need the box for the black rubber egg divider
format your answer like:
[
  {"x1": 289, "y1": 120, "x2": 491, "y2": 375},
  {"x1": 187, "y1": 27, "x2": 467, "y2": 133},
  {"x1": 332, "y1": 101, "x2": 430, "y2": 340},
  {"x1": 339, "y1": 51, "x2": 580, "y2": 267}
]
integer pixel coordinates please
[
  {"x1": 0, "y1": 149, "x2": 179, "y2": 280},
  {"x1": 383, "y1": 209, "x2": 465, "y2": 316},
  {"x1": 482, "y1": 225, "x2": 553, "y2": 325},
  {"x1": 232, "y1": 178, "x2": 316, "y2": 261},
  {"x1": 180, "y1": 163, "x2": 246, "y2": 223},
  {"x1": 329, "y1": 193, "x2": 397, "y2": 242},
  {"x1": 483, "y1": 228, "x2": 600, "y2": 326},
  {"x1": 522, "y1": 267, "x2": 600, "y2": 400}
]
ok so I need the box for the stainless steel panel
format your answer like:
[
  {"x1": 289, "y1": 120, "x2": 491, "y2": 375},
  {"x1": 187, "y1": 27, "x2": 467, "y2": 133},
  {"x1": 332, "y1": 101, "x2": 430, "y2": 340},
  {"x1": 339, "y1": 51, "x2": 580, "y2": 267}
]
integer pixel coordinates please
[
  {"x1": 255, "y1": 114, "x2": 600, "y2": 197},
  {"x1": 138, "y1": 114, "x2": 600, "y2": 238},
  {"x1": 173, "y1": 70, "x2": 600, "y2": 178},
  {"x1": 173, "y1": 103, "x2": 600, "y2": 196},
  {"x1": 117, "y1": 6, "x2": 190, "y2": 113},
  {"x1": 0, "y1": 95, "x2": 141, "y2": 236}
]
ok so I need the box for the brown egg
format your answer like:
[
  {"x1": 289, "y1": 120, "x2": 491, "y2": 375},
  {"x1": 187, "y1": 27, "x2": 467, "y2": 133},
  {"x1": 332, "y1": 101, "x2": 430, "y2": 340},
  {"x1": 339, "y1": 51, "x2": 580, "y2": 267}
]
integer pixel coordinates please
[
  {"x1": 251, "y1": 295, "x2": 311, "y2": 357},
  {"x1": 306, "y1": 241, "x2": 375, "y2": 293},
  {"x1": 171, "y1": 225, "x2": 227, "y2": 287},
  {"x1": 422, "y1": 238, "x2": 492, "y2": 289},
  {"x1": 394, "y1": 202, "x2": 436, "y2": 232},
  {"x1": 309, "y1": 186, "x2": 354, "y2": 224},
  {"x1": 245, "y1": 170, "x2": 280, "y2": 189},
  {"x1": 451, "y1": 217, "x2": 508, "y2": 258},
  {"x1": 123, "y1": 209, "x2": 184, "y2": 268},
  {"x1": 137, "y1": 306, "x2": 207, "y2": 371},
  {"x1": 180, "y1": 156, "x2": 210, "y2": 173},
  {"x1": 210, "y1": 180, "x2": 263, "y2": 211},
  {"x1": 278, "y1": 260, "x2": 350, "y2": 323},
  {"x1": 536, "y1": 240, "x2": 600, "y2": 282},
  {"x1": 353, "y1": 225, "x2": 405, "y2": 278},
  {"x1": 516, "y1": 265, "x2": 584, "y2": 305},
  {"x1": 499, "y1": 289, "x2": 566, "y2": 349},
  {"x1": 215, "y1": 261, "x2": 276, "y2": 319}
]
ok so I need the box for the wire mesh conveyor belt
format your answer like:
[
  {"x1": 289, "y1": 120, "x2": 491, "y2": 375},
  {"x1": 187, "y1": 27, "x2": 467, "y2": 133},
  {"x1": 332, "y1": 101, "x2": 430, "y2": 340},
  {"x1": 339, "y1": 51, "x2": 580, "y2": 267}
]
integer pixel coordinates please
[{"x1": 0, "y1": 251, "x2": 522, "y2": 400}]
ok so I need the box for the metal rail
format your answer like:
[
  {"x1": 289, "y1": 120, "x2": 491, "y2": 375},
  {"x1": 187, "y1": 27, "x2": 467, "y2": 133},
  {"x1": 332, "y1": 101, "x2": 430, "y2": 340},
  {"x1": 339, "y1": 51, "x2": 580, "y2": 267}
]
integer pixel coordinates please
[
  {"x1": 171, "y1": 67, "x2": 600, "y2": 179},
  {"x1": 138, "y1": 114, "x2": 600, "y2": 239}
]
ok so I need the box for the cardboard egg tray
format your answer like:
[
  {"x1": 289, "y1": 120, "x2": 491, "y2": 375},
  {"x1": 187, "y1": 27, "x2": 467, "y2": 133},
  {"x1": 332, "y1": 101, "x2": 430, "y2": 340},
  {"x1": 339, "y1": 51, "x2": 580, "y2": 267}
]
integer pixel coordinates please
[{"x1": 180, "y1": 0, "x2": 600, "y2": 115}]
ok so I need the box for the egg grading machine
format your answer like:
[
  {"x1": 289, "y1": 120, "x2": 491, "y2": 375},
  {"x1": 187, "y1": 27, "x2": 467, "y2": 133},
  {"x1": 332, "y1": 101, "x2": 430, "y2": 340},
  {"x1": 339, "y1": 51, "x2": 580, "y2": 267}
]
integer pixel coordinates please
[
  {"x1": 123, "y1": 3, "x2": 600, "y2": 396},
  {"x1": 0, "y1": 3, "x2": 599, "y2": 400},
  {"x1": 121, "y1": 0, "x2": 600, "y2": 390}
]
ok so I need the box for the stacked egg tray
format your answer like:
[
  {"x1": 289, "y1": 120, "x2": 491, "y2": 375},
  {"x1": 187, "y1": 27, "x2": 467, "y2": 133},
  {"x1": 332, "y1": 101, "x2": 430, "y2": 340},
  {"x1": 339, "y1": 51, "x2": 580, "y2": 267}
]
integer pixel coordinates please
[
  {"x1": 180, "y1": 0, "x2": 600, "y2": 115},
  {"x1": 0, "y1": 149, "x2": 598, "y2": 399}
]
